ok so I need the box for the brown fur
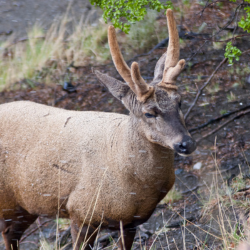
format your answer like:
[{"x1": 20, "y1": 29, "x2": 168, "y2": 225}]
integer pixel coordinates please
[
  {"x1": 0, "y1": 9, "x2": 196, "y2": 250},
  {"x1": 0, "y1": 101, "x2": 177, "y2": 249}
]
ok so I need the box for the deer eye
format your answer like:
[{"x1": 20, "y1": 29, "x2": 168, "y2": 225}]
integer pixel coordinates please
[{"x1": 145, "y1": 113, "x2": 156, "y2": 118}]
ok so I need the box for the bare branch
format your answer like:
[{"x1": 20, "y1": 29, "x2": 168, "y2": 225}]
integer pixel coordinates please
[
  {"x1": 196, "y1": 109, "x2": 250, "y2": 143},
  {"x1": 20, "y1": 219, "x2": 53, "y2": 243},
  {"x1": 189, "y1": 103, "x2": 250, "y2": 133},
  {"x1": 6, "y1": 36, "x2": 45, "y2": 48},
  {"x1": 189, "y1": 3, "x2": 242, "y2": 61},
  {"x1": 187, "y1": 33, "x2": 250, "y2": 43},
  {"x1": 184, "y1": 57, "x2": 227, "y2": 121}
]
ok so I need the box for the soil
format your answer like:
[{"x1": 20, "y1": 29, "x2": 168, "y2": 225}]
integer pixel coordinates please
[{"x1": 0, "y1": 2, "x2": 250, "y2": 250}]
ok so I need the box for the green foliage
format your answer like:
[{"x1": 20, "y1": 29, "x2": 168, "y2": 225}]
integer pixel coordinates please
[
  {"x1": 160, "y1": 185, "x2": 182, "y2": 204},
  {"x1": 89, "y1": 0, "x2": 173, "y2": 33},
  {"x1": 220, "y1": 109, "x2": 228, "y2": 115},
  {"x1": 224, "y1": 41, "x2": 242, "y2": 65},
  {"x1": 238, "y1": 6, "x2": 250, "y2": 32},
  {"x1": 225, "y1": 0, "x2": 250, "y2": 63}
]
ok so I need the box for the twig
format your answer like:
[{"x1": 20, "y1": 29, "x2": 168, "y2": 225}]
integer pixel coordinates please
[
  {"x1": 199, "y1": 0, "x2": 212, "y2": 16},
  {"x1": 126, "y1": 38, "x2": 169, "y2": 64},
  {"x1": 20, "y1": 219, "x2": 53, "y2": 243},
  {"x1": 54, "y1": 93, "x2": 69, "y2": 105},
  {"x1": 189, "y1": 103, "x2": 250, "y2": 133},
  {"x1": 198, "y1": 0, "x2": 240, "y2": 16},
  {"x1": 0, "y1": 30, "x2": 12, "y2": 36},
  {"x1": 97, "y1": 232, "x2": 118, "y2": 243},
  {"x1": 232, "y1": 4, "x2": 241, "y2": 43},
  {"x1": 58, "y1": 226, "x2": 71, "y2": 246},
  {"x1": 242, "y1": 49, "x2": 250, "y2": 55},
  {"x1": 184, "y1": 57, "x2": 227, "y2": 120},
  {"x1": 196, "y1": 108, "x2": 250, "y2": 143},
  {"x1": 175, "y1": 211, "x2": 223, "y2": 241},
  {"x1": 189, "y1": 3, "x2": 242, "y2": 61},
  {"x1": 126, "y1": 31, "x2": 209, "y2": 64},
  {"x1": 237, "y1": 186, "x2": 250, "y2": 193},
  {"x1": 187, "y1": 33, "x2": 250, "y2": 43},
  {"x1": 165, "y1": 216, "x2": 197, "y2": 228},
  {"x1": 6, "y1": 36, "x2": 45, "y2": 48},
  {"x1": 181, "y1": 185, "x2": 200, "y2": 194}
]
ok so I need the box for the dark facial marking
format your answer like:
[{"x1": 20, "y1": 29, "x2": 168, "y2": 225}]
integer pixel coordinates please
[{"x1": 145, "y1": 113, "x2": 156, "y2": 118}]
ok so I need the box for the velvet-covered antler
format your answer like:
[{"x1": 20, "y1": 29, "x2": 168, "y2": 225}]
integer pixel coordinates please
[
  {"x1": 108, "y1": 26, "x2": 154, "y2": 102},
  {"x1": 158, "y1": 9, "x2": 185, "y2": 89}
]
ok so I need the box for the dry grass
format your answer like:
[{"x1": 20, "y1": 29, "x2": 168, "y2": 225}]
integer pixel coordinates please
[
  {"x1": 0, "y1": 9, "x2": 168, "y2": 91},
  {"x1": 0, "y1": 12, "x2": 110, "y2": 90},
  {"x1": 198, "y1": 157, "x2": 250, "y2": 249},
  {"x1": 142, "y1": 146, "x2": 250, "y2": 250}
]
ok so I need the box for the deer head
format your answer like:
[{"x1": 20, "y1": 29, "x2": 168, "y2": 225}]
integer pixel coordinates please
[{"x1": 95, "y1": 9, "x2": 196, "y2": 156}]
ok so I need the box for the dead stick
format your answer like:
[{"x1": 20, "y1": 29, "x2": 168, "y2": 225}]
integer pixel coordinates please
[
  {"x1": 20, "y1": 219, "x2": 53, "y2": 243},
  {"x1": 196, "y1": 109, "x2": 250, "y2": 143},
  {"x1": 6, "y1": 36, "x2": 45, "y2": 48},
  {"x1": 184, "y1": 57, "x2": 227, "y2": 121},
  {"x1": 186, "y1": 48, "x2": 250, "y2": 121},
  {"x1": 189, "y1": 103, "x2": 250, "y2": 133}
]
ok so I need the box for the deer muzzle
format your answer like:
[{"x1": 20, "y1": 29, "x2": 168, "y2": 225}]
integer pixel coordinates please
[{"x1": 173, "y1": 135, "x2": 196, "y2": 156}]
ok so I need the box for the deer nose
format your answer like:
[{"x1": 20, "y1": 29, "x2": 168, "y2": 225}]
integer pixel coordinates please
[{"x1": 174, "y1": 135, "x2": 196, "y2": 155}]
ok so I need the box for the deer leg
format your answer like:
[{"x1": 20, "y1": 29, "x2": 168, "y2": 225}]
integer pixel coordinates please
[
  {"x1": 0, "y1": 219, "x2": 6, "y2": 232},
  {"x1": 70, "y1": 220, "x2": 97, "y2": 250},
  {"x1": 118, "y1": 227, "x2": 136, "y2": 250},
  {"x1": 2, "y1": 210, "x2": 37, "y2": 250}
]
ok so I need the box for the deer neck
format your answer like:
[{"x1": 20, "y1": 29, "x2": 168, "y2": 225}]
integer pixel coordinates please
[{"x1": 111, "y1": 115, "x2": 175, "y2": 184}]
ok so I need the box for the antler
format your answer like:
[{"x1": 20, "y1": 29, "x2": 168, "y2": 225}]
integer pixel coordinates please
[
  {"x1": 108, "y1": 26, "x2": 154, "y2": 102},
  {"x1": 131, "y1": 62, "x2": 154, "y2": 102},
  {"x1": 159, "y1": 9, "x2": 185, "y2": 88}
]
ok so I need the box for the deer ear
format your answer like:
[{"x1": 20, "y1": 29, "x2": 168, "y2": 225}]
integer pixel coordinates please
[
  {"x1": 95, "y1": 70, "x2": 130, "y2": 101},
  {"x1": 152, "y1": 52, "x2": 167, "y2": 84}
]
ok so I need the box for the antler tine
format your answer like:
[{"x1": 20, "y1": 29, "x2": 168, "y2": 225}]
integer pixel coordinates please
[
  {"x1": 108, "y1": 26, "x2": 154, "y2": 102},
  {"x1": 160, "y1": 9, "x2": 185, "y2": 86},
  {"x1": 108, "y1": 26, "x2": 135, "y2": 91},
  {"x1": 131, "y1": 62, "x2": 154, "y2": 102}
]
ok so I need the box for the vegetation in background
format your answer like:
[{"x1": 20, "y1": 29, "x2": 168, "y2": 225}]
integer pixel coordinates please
[
  {"x1": 223, "y1": 0, "x2": 250, "y2": 64},
  {"x1": 238, "y1": 0, "x2": 250, "y2": 32},
  {"x1": 0, "y1": 15, "x2": 110, "y2": 89},
  {"x1": 89, "y1": 0, "x2": 250, "y2": 64},
  {"x1": 1, "y1": 0, "x2": 249, "y2": 89},
  {"x1": 89, "y1": 0, "x2": 172, "y2": 33},
  {"x1": 224, "y1": 41, "x2": 242, "y2": 65},
  {"x1": 207, "y1": 172, "x2": 250, "y2": 248},
  {"x1": 126, "y1": 10, "x2": 167, "y2": 53},
  {"x1": 0, "y1": 7, "x2": 170, "y2": 89}
]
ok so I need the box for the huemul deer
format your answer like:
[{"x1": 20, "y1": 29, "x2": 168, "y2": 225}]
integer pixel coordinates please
[{"x1": 0, "y1": 9, "x2": 196, "y2": 250}]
